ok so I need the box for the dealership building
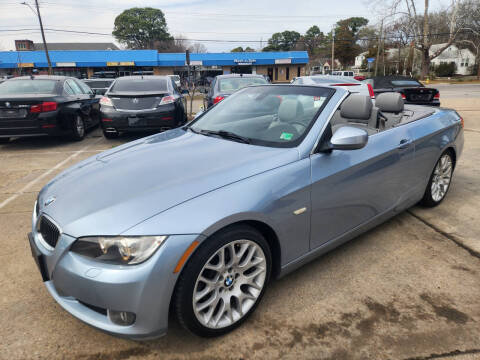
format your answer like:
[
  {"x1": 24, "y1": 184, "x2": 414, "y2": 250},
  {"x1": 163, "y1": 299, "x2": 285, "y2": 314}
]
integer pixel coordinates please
[{"x1": 0, "y1": 49, "x2": 309, "y2": 83}]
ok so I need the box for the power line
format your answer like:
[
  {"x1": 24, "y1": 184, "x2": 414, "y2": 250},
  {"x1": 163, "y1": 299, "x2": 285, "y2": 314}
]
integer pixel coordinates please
[{"x1": 0, "y1": 28, "x2": 470, "y2": 43}]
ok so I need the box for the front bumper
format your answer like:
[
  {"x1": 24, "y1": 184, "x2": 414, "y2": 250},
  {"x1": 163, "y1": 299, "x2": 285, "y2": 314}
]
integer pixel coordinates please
[{"x1": 28, "y1": 229, "x2": 203, "y2": 339}]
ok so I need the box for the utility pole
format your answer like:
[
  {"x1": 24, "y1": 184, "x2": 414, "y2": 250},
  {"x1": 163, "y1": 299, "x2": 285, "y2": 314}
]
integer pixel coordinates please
[
  {"x1": 331, "y1": 28, "x2": 335, "y2": 74},
  {"x1": 375, "y1": 18, "x2": 383, "y2": 77},
  {"x1": 22, "y1": 1, "x2": 52, "y2": 75}
]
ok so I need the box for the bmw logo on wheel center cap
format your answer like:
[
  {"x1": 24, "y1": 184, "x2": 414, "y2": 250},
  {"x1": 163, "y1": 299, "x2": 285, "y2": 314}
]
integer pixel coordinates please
[{"x1": 224, "y1": 276, "x2": 233, "y2": 287}]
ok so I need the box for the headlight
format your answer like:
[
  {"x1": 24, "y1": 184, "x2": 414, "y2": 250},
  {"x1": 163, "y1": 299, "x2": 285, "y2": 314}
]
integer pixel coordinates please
[{"x1": 70, "y1": 236, "x2": 167, "y2": 265}]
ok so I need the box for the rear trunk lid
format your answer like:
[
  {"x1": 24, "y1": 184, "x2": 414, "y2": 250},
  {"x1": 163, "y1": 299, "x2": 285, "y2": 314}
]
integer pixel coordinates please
[
  {"x1": 403, "y1": 87, "x2": 437, "y2": 103},
  {"x1": 108, "y1": 92, "x2": 168, "y2": 111},
  {"x1": 0, "y1": 94, "x2": 54, "y2": 127}
]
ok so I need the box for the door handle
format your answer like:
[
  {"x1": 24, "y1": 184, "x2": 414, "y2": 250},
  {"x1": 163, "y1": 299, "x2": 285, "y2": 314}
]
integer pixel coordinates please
[{"x1": 398, "y1": 138, "x2": 412, "y2": 149}]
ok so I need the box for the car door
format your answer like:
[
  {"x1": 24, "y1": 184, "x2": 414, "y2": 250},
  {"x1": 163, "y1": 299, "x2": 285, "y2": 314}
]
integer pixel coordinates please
[
  {"x1": 76, "y1": 79, "x2": 100, "y2": 126},
  {"x1": 65, "y1": 79, "x2": 91, "y2": 124},
  {"x1": 309, "y1": 123, "x2": 415, "y2": 250}
]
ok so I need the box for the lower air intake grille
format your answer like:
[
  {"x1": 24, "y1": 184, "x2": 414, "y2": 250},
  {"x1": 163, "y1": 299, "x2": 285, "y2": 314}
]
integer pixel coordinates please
[{"x1": 39, "y1": 216, "x2": 60, "y2": 249}]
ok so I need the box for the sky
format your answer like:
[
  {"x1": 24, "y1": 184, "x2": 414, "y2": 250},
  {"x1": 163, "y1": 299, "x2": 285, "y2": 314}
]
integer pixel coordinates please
[{"x1": 0, "y1": 0, "x2": 446, "y2": 53}]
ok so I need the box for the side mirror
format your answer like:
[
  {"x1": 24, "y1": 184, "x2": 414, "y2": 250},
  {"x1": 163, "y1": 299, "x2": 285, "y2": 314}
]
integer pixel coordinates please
[{"x1": 329, "y1": 126, "x2": 368, "y2": 151}]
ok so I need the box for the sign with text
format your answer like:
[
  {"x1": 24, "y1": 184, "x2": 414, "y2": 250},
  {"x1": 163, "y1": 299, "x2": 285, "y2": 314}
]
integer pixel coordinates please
[
  {"x1": 56, "y1": 62, "x2": 76, "y2": 67},
  {"x1": 234, "y1": 59, "x2": 256, "y2": 65},
  {"x1": 107, "y1": 61, "x2": 135, "y2": 66},
  {"x1": 18, "y1": 63, "x2": 34, "y2": 68},
  {"x1": 275, "y1": 58, "x2": 292, "y2": 64}
]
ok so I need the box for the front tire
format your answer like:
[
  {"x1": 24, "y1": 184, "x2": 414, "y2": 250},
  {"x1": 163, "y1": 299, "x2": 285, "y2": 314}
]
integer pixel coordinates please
[
  {"x1": 71, "y1": 114, "x2": 85, "y2": 141},
  {"x1": 174, "y1": 225, "x2": 271, "y2": 337},
  {"x1": 420, "y1": 151, "x2": 454, "y2": 207}
]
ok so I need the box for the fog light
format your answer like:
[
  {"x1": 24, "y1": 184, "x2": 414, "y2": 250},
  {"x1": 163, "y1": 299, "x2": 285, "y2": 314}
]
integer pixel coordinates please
[{"x1": 108, "y1": 310, "x2": 136, "y2": 326}]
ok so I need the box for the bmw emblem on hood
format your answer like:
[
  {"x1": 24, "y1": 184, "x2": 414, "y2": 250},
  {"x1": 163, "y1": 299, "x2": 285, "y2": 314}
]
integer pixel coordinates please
[{"x1": 44, "y1": 196, "x2": 56, "y2": 207}]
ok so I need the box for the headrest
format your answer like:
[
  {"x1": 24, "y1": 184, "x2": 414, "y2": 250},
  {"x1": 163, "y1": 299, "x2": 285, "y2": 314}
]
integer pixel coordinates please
[
  {"x1": 375, "y1": 92, "x2": 404, "y2": 113},
  {"x1": 340, "y1": 95, "x2": 372, "y2": 120},
  {"x1": 278, "y1": 99, "x2": 304, "y2": 123}
]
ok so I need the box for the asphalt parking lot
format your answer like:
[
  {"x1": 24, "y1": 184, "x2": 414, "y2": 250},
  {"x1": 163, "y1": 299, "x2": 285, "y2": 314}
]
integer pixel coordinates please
[{"x1": 1, "y1": 84, "x2": 479, "y2": 360}]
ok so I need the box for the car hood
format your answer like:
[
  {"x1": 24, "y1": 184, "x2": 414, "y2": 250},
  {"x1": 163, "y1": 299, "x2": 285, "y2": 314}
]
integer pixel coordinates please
[{"x1": 38, "y1": 129, "x2": 298, "y2": 237}]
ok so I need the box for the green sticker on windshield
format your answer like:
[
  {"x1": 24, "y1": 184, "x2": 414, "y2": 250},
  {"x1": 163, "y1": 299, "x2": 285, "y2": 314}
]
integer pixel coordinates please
[{"x1": 280, "y1": 132, "x2": 293, "y2": 141}]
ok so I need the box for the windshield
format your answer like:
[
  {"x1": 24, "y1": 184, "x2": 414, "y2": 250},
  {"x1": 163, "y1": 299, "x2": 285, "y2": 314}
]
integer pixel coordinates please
[
  {"x1": 218, "y1": 77, "x2": 268, "y2": 93},
  {"x1": 190, "y1": 85, "x2": 334, "y2": 147},
  {"x1": 391, "y1": 80, "x2": 422, "y2": 87},
  {"x1": 0, "y1": 80, "x2": 57, "y2": 95},
  {"x1": 111, "y1": 78, "x2": 168, "y2": 92}
]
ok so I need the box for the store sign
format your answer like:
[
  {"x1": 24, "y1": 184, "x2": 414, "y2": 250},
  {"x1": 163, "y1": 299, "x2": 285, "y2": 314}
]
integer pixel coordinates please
[
  {"x1": 18, "y1": 63, "x2": 34, "y2": 68},
  {"x1": 186, "y1": 60, "x2": 202, "y2": 66},
  {"x1": 107, "y1": 61, "x2": 135, "y2": 66},
  {"x1": 234, "y1": 59, "x2": 256, "y2": 65},
  {"x1": 275, "y1": 58, "x2": 292, "y2": 64},
  {"x1": 56, "y1": 62, "x2": 76, "y2": 67}
]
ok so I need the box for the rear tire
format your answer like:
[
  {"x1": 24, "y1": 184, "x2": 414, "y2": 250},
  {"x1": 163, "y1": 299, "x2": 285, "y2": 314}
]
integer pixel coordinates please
[
  {"x1": 71, "y1": 114, "x2": 86, "y2": 141},
  {"x1": 174, "y1": 225, "x2": 271, "y2": 337},
  {"x1": 102, "y1": 129, "x2": 119, "y2": 139},
  {"x1": 420, "y1": 151, "x2": 454, "y2": 207}
]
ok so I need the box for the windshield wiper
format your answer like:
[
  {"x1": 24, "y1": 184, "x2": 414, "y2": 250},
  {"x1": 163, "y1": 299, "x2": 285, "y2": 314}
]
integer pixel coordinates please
[
  {"x1": 185, "y1": 126, "x2": 201, "y2": 134},
  {"x1": 200, "y1": 129, "x2": 251, "y2": 144}
]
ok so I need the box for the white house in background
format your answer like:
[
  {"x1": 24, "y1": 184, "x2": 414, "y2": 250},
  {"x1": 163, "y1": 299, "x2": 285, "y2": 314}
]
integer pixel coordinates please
[
  {"x1": 354, "y1": 51, "x2": 368, "y2": 69},
  {"x1": 430, "y1": 43, "x2": 476, "y2": 75}
]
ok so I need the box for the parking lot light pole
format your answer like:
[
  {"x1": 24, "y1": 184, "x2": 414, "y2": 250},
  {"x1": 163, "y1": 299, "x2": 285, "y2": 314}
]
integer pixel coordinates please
[{"x1": 21, "y1": 0, "x2": 52, "y2": 75}]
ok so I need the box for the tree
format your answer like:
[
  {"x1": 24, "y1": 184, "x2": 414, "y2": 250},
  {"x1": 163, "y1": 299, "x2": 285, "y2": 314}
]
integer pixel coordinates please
[
  {"x1": 383, "y1": 0, "x2": 461, "y2": 79},
  {"x1": 244, "y1": 47, "x2": 255, "y2": 52},
  {"x1": 188, "y1": 42, "x2": 207, "y2": 53},
  {"x1": 334, "y1": 17, "x2": 369, "y2": 66},
  {"x1": 231, "y1": 46, "x2": 244, "y2": 52},
  {"x1": 456, "y1": 0, "x2": 480, "y2": 78},
  {"x1": 303, "y1": 25, "x2": 325, "y2": 56},
  {"x1": 112, "y1": 7, "x2": 172, "y2": 49},
  {"x1": 263, "y1": 30, "x2": 301, "y2": 51}
]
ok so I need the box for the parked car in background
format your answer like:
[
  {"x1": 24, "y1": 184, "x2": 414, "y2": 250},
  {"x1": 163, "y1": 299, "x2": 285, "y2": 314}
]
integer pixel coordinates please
[
  {"x1": 204, "y1": 74, "x2": 268, "y2": 109},
  {"x1": 0, "y1": 75, "x2": 100, "y2": 142},
  {"x1": 332, "y1": 70, "x2": 355, "y2": 77},
  {"x1": 83, "y1": 79, "x2": 114, "y2": 95},
  {"x1": 292, "y1": 75, "x2": 374, "y2": 98},
  {"x1": 168, "y1": 74, "x2": 181, "y2": 89},
  {"x1": 99, "y1": 75, "x2": 188, "y2": 139},
  {"x1": 29, "y1": 84, "x2": 463, "y2": 339},
  {"x1": 91, "y1": 71, "x2": 117, "y2": 79},
  {"x1": 132, "y1": 71, "x2": 154, "y2": 76},
  {"x1": 367, "y1": 76, "x2": 440, "y2": 106}
]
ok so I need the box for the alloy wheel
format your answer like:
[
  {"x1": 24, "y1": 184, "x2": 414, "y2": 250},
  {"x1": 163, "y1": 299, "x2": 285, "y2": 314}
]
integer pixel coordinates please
[
  {"x1": 431, "y1": 153, "x2": 453, "y2": 202},
  {"x1": 192, "y1": 239, "x2": 267, "y2": 329}
]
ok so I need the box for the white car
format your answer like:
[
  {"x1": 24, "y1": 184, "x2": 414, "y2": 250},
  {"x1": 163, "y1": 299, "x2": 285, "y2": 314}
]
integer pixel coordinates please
[
  {"x1": 292, "y1": 75, "x2": 374, "y2": 98},
  {"x1": 331, "y1": 71, "x2": 355, "y2": 77},
  {"x1": 168, "y1": 74, "x2": 181, "y2": 88}
]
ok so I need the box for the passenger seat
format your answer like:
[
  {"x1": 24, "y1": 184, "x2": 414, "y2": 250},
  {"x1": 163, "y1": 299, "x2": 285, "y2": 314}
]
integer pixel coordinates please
[
  {"x1": 332, "y1": 94, "x2": 378, "y2": 134},
  {"x1": 375, "y1": 93, "x2": 404, "y2": 129}
]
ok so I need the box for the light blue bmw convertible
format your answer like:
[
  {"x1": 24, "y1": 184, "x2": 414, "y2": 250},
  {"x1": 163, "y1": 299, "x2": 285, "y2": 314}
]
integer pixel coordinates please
[{"x1": 29, "y1": 84, "x2": 464, "y2": 339}]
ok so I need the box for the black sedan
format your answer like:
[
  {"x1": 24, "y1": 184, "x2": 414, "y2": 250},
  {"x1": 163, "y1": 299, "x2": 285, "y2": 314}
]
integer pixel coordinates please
[
  {"x1": 368, "y1": 76, "x2": 440, "y2": 106},
  {"x1": 204, "y1": 74, "x2": 268, "y2": 109},
  {"x1": 0, "y1": 75, "x2": 100, "y2": 143},
  {"x1": 83, "y1": 79, "x2": 115, "y2": 95},
  {"x1": 99, "y1": 76, "x2": 188, "y2": 139}
]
